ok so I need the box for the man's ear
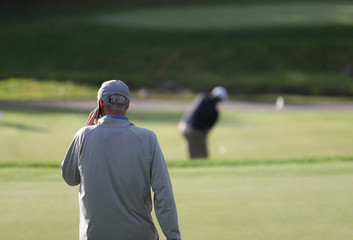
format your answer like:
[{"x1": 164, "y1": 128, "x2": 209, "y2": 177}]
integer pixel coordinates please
[
  {"x1": 99, "y1": 99, "x2": 105, "y2": 116},
  {"x1": 126, "y1": 100, "x2": 130, "y2": 111},
  {"x1": 99, "y1": 99, "x2": 105, "y2": 109}
]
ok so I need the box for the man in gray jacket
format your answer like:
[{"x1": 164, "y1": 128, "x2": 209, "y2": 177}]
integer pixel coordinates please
[{"x1": 61, "y1": 80, "x2": 181, "y2": 240}]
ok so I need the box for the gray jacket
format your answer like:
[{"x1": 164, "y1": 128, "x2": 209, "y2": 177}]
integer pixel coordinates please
[{"x1": 61, "y1": 116, "x2": 181, "y2": 240}]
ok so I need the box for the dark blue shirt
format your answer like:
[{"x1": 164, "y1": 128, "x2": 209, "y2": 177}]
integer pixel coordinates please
[{"x1": 184, "y1": 93, "x2": 219, "y2": 131}]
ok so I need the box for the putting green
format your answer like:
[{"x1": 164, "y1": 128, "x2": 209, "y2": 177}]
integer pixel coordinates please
[
  {"x1": 95, "y1": 3, "x2": 353, "y2": 30},
  {"x1": 1, "y1": 161, "x2": 353, "y2": 240}
]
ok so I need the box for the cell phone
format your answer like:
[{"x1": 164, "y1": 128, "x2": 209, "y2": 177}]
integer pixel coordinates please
[{"x1": 95, "y1": 102, "x2": 102, "y2": 123}]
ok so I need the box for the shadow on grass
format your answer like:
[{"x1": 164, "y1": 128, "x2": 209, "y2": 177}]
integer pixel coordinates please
[{"x1": 0, "y1": 120, "x2": 48, "y2": 133}]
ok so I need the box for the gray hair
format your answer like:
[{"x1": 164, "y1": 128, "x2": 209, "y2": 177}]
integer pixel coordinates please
[{"x1": 103, "y1": 94, "x2": 129, "y2": 111}]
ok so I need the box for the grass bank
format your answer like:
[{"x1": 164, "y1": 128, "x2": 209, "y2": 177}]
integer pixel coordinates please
[{"x1": 1, "y1": 1, "x2": 353, "y2": 95}]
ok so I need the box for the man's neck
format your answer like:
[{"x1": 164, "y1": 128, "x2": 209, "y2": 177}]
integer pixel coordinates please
[{"x1": 103, "y1": 110, "x2": 126, "y2": 117}]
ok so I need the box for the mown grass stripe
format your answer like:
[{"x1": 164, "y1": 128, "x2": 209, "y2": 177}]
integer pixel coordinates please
[
  {"x1": 0, "y1": 156, "x2": 352, "y2": 169},
  {"x1": 97, "y1": 3, "x2": 353, "y2": 30},
  {"x1": 167, "y1": 156, "x2": 353, "y2": 168},
  {"x1": 0, "y1": 162, "x2": 60, "y2": 168}
]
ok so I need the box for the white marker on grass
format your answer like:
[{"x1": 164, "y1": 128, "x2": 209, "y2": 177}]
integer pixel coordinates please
[
  {"x1": 218, "y1": 146, "x2": 228, "y2": 155},
  {"x1": 275, "y1": 96, "x2": 284, "y2": 111}
]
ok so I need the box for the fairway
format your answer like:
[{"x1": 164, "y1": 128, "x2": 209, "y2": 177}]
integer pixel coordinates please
[
  {"x1": 1, "y1": 106, "x2": 353, "y2": 162},
  {"x1": 1, "y1": 161, "x2": 352, "y2": 240},
  {"x1": 96, "y1": 3, "x2": 353, "y2": 29},
  {"x1": 1, "y1": 105, "x2": 353, "y2": 238}
]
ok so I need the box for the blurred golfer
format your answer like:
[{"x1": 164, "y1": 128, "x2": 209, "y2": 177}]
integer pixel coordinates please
[
  {"x1": 61, "y1": 80, "x2": 181, "y2": 240},
  {"x1": 178, "y1": 86, "x2": 228, "y2": 159}
]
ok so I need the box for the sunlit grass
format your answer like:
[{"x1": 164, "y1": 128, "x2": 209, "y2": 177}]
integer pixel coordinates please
[
  {"x1": 1, "y1": 161, "x2": 353, "y2": 240},
  {"x1": 0, "y1": 78, "x2": 97, "y2": 100},
  {"x1": 1, "y1": 107, "x2": 353, "y2": 163},
  {"x1": 209, "y1": 110, "x2": 353, "y2": 160}
]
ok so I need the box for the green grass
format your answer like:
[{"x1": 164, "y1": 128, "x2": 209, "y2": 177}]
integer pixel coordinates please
[
  {"x1": 172, "y1": 162, "x2": 353, "y2": 240},
  {"x1": 0, "y1": 108, "x2": 86, "y2": 163},
  {"x1": 1, "y1": 161, "x2": 352, "y2": 240},
  {"x1": 96, "y1": 3, "x2": 353, "y2": 29},
  {"x1": 0, "y1": 78, "x2": 97, "y2": 100},
  {"x1": 2, "y1": 1, "x2": 353, "y2": 238},
  {"x1": 2, "y1": 1, "x2": 353, "y2": 95},
  {"x1": 211, "y1": 110, "x2": 353, "y2": 160},
  {"x1": 0, "y1": 168, "x2": 78, "y2": 240},
  {"x1": 1, "y1": 106, "x2": 353, "y2": 239},
  {"x1": 1, "y1": 107, "x2": 353, "y2": 163}
]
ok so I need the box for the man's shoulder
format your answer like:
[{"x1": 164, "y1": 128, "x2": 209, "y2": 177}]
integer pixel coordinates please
[
  {"x1": 75, "y1": 125, "x2": 97, "y2": 136},
  {"x1": 129, "y1": 124, "x2": 156, "y2": 136},
  {"x1": 125, "y1": 125, "x2": 160, "y2": 146}
]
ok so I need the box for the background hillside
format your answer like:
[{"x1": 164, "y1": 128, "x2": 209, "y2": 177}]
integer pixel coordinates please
[{"x1": 1, "y1": 0, "x2": 353, "y2": 96}]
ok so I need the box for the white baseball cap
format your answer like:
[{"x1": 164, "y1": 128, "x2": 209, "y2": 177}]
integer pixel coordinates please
[
  {"x1": 211, "y1": 86, "x2": 228, "y2": 100},
  {"x1": 97, "y1": 80, "x2": 130, "y2": 102}
]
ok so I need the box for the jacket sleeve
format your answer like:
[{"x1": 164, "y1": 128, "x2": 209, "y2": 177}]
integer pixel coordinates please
[
  {"x1": 150, "y1": 134, "x2": 181, "y2": 240},
  {"x1": 61, "y1": 132, "x2": 81, "y2": 186}
]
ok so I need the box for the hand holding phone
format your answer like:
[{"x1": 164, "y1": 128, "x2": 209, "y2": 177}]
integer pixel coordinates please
[
  {"x1": 95, "y1": 102, "x2": 102, "y2": 123},
  {"x1": 87, "y1": 104, "x2": 101, "y2": 126}
]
